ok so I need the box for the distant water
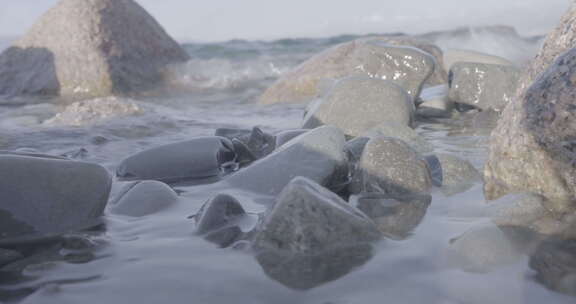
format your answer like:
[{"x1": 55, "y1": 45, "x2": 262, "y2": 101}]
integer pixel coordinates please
[{"x1": 1, "y1": 27, "x2": 573, "y2": 304}]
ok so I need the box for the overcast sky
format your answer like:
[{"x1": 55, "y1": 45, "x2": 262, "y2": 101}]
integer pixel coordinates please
[{"x1": 0, "y1": 0, "x2": 571, "y2": 42}]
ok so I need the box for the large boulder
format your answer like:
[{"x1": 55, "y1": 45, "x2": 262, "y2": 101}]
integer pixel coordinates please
[
  {"x1": 226, "y1": 126, "x2": 348, "y2": 195},
  {"x1": 484, "y1": 47, "x2": 576, "y2": 212},
  {"x1": 302, "y1": 77, "x2": 414, "y2": 136},
  {"x1": 0, "y1": 0, "x2": 190, "y2": 100},
  {"x1": 0, "y1": 153, "x2": 111, "y2": 245},
  {"x1": 448, "y1": 62, "x2": 520, "y2": 111},
  {"x1": 259, "y1": 39, "x2": 435, "y2": 104},
  {"x1": 356, "y1": 137, "x2": 432, "y2": 196}
]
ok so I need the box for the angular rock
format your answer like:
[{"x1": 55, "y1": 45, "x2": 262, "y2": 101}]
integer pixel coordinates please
[
  {"x1": 116, "y1": 137, "x2": 236, "y2": 183},
  {"x1": 45, "y1": 97, "x2": 143, "y2": 126},
  {"x1": 447, "y1": 223, "x2": 529, "y2": 273},
  {"x1": 448, "y1": 62, "x2": 520, "y2": 111},
  {"x1": 352, "y1": 192, "x2": 431, "y2": 240},
  {"x1": 443, "y1": 49, "x2": 514, "y2": 71},
  {"x1": 416, "y1": 85, "x2": 454, "y2": 119},
  {"x1": 530, "y1": 238, "x2": 576, "y2": 296},
  {"x1": 259, "y1": 39, "x2": 435, "y2": 104},
  {"x1": 0, "y1": 153, "x2": 111, "y2": 245},
  {"x1": 0, "y1": 0, "x2": 190, "y2": 100},
  {"x1": 226, "y1": 126, "x2": 348, "y2": 195},
  {"x1": 435, "y1": 153, "x2": 482, "y2": 195},
  {"x1": 364, "y1": 122, "x2": 432, "y2": 154},
  {"x1": 109, "y1": 180, "x2": 178, "y2": 217},
  {"x1": 215, "y1": 127, "x2": 276, "y2": 160},
  {"x1": 302, "y1": 77, "x2": 414, "y2": 136},
  {"x1": 484, "y1": 47, "x2": 576, "y2": 211},
  {"x1": 253, "y1": 177, "x2": 381, "y2": 255},
  {"x1": 357, "y1": 137, "x2": 432, "y2": 196},
  {"x1": 193, "y1": 194, "x2": 248, "y2": 248}
]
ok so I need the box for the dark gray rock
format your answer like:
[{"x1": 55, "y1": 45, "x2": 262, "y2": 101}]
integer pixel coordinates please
[
  {"x1": 215, "y1": 127, "x2": 276, "y2": 160},
  {"x1": 448, "y1": 62, "x2": 520, "y2": 111},
  {"x1": 253, "y1": 177, "x2": 381, "y2": 255},
  {"x1": 193, "y1": 194, "x2": 247, "y2": 248},
  {"x1": 116, "y1": 137, "x2": 236, "y2": 183},
  {"x1": 0, "y1": 154, "x2": 111, "y2": 245},
  {"x1": 109, "y1": 180, "x2": 178, "y2": 217},
  {"x1": 357, "y1": 137, "x2": 432, "y2": 196},
  {"x1": 302, "y1": 77, "x2": 414, "y2": 137},
  {"x1": 259, "y1": 39, "x2": 435, "y2": 104},
  {"x1": 484, "y1": 48, "x2": 576, "y2": 212},
  {"x1": 226, "y1": 126, "x2": 348, "y2": 195},
  {"x1": 435, "y1": 153, "x2": 482, "y2": 195},
  {"x1": 0, "y1": 0, "x2": 190, "y2": 100},
  {"x1": 352, "y1": 192, "x2": 431, "y2": 240},
  {"x1": 530, "y1": 238, "x2": 576, "y2": 296},
  {"x1": 424, "y1": 155, "x2": 443, "y2": 187}
]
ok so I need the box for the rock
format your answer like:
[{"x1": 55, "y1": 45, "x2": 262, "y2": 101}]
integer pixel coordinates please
[
  {"x1": 259, "y1": 39, "x2": 435, "y2": 104},
  {"x1": 256, "y1": 243, "x2": 374, "y2": 290},
  {"x1": 109, "y1": 180, "x2": 178, "y2": 217},
  {"x1": 0, "y1": 153, "x2": 111, "y2": 245},
  {"x1": 448, "y1": 62, "x2": 520, "y2": 111},
  {"x1": 357, "y1": 137, "x2": 432, "y2": 196},
  {"x1": 45, "y1": 97, "x2": 143, "y2": 126},
  {"x1": 435, "y1": 153, "x2": 482, "y2": 195},
  {"x1": 424, "y1": 155, "x2": 443, "y2": 187},
  {"x1": 530, "y1": 238, "x2": 576, "y2": 296},
  {"x1": 253, "y1": 177, "x2": 381, "y2": 255},
  {"x1": 0, "y1": 0, "x2": 190, "y2": 100},
  {"x1": 364, "y1": 123, "x2": 432, "y2": 154},
  {"x1": 215, "y1": 127, "x2": 276, "y2": 160},
  {"x1": 193, "y1": 194, "x2": 248, "y2": 248},
  {"x1": 484, "y1": 47, "x2": 576, "y2": 211},
  {"x1": 352, "y1": 192, "x2": 431, "y2": 240},
  {"x1": 274, "y1": 129, "x2": 308, "y2": 148},
  {"x1": 416, "y1": 85, "x2": 454, "y2": 119},
  {"x1": 447, "y1": 223, "x2": 528, "y2": 273},
  {"x1": 302, "y1": 77, "x2": 414, "y2": 136},
  {"x1": 443, "y1": 49, "x2": 514, "y2": 71},
  {"x1": 345, "y1": 137, "x2": 370, "y2": 163},
  {"x1": 0, "y1": 248, "x2": 23, "y2": 268},
  {"x1": 226, "y1": 126, "x2": 348, "y2": 195},
  {"x1": 488, "y1": 193, "x2": 576, "y2": 237},
  {"x1": 116, "y1": 137, "x2": 236, "y2": 183}
]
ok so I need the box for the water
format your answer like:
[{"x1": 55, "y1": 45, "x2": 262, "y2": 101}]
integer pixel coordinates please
[{"x1": 0, "y1": 28, "x2": 573, "y2": 303}]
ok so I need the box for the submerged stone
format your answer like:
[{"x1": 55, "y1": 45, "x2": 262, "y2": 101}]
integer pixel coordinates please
[
  {"x1": 194, "y1": 194, "x2": 247, "y2": 248},
  {"x1": 109, "y1": 180, "x2": 178, "y2": 217},
  {"x1": 302, "y1": 77, "x2": 414, "y2": 137},
  {"x1": 253, "y1": 177, "x2": 381, "y2": 254},
  {"x1": 530, "y1": 238, "x2": 576, "y2": 296},
  {"x1": 259, "y1": 39, "x2": 435, "y2": 104},
  {"x1": 0, "y1": 0, "x2": 190, "y2": 100},
  {"x1": 448, "y1": 62, "x2": 520, "y2": 111},
  {"x1": 226, "y1": 126, "x2": 348, "y2": 195},
  {"x1": 116, "y1": 137, "x2": 236, "y2": 183},
  {"x1": 357, "y1": 137, "x2": 432, "y2": 196},
  {"x1": 0, "y1": 153, "x2": 111, "y2": 245},
  {"x1": 352, "y1": 192, "x2": 431, "y2": 240}
]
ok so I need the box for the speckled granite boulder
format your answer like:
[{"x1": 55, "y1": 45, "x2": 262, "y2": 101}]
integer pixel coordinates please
[
  {"x1": 259, "y1": 39, "x2": 435, "y2": 104},
  {"x1": 435, "y1": 153, "x2": 482, "y2": 195},
  {"x1": 448, "y1": 62, "x2": 520, "y2": 111},
  {"x1": 302, "y1": 77, "x2": 414, "y2": 136},
  {"x1": 357, "y1": 137, "x2": 432, "y2": 196},
  {"x1": 0, "y1": 0, "x2": 190, "y2": 100}
]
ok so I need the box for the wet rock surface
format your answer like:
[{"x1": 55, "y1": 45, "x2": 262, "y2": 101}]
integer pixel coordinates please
[
  {"x1": 448, "y1": 62, "x2": 520, "y2": 111},
  {"x1": 259, "y1": 39, "x2": 435, "y2": 104},
  {"x1": 109, "y1": 180, "x2": 179, "y2": 217},
  {"x1": 0, "y1": 153, "x2": 111, "y2": 245},
  {"x1": 193, "y1": 194, "x2": 249, "y2": 248},
  {"x1": 302, "y1": 77, "x2": 414, "y2": 136},
  {"x1": 443, "y1": 49, "x2": 514, "y2": 71},
  {"x1": 435, "y1": 153, "x2": 482, "y2": 195},
  {"x1": 530, "y1": 238, "x2": 576, "y2": 297},
  {"x1": 0, "y1": 0, "x2": 190, "y2": 100},
  {"x1": 364, "y1": 123, "x2": 432, "y2": 154}
]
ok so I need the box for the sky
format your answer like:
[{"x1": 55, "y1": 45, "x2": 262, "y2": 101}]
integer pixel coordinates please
[{"x1": 0, "y1": 0, "x2": 571, "y2": 42}]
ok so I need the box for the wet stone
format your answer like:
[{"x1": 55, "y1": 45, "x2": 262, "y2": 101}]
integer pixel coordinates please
[
  {"x1": 530, "y1": 238, "x2": 576, "y2": 297},
  {"x1": 116, "y1": 137, "x2": 237, "y2": 183},
  {"x1": 302, "y1": 77, "x2": 414, "y2": 137},
  {"x1": 352, "y1": 192, "x2": 431, "y2": 240},
  {"x1": 193, "y1": 194, "x2": 247, "y2": 248},
  {"x1": 435, "y1": 153, "x2": 482, "y2": 195},
  {"x1": 109, "y1": 180, "x2": 178, "y2": 217},
  {"x1": 364, "y1": 123, "x2": 432, "y2": 154},
  {"x1": 443, "y1": 49, "x2": 514, "y2": 71},
  {"x1": 253, "y1": 177, "x2": 381, "y2": 254}
]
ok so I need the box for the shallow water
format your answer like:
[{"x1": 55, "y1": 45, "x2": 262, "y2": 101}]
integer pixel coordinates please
[{"x1": 0, "y1": 30, "x2": 573, "y2": 303}]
